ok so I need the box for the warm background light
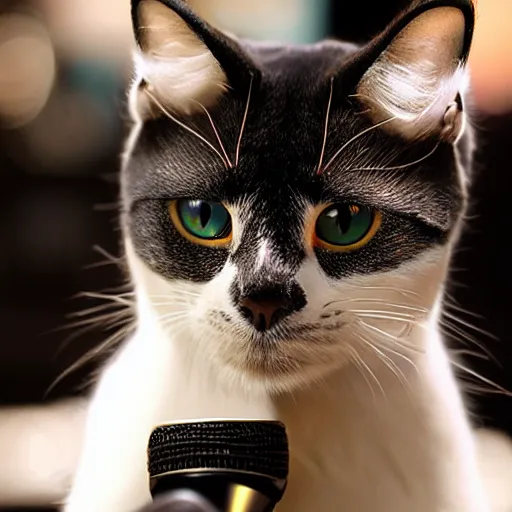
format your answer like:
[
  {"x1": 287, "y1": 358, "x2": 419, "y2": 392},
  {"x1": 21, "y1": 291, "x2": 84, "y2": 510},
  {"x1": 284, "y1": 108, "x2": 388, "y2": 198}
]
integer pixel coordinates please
[
  {"x1": 470, "y1": 0, "x2": 512, "y2": 114},
  {"x1": 0, "y1": 13, "x2": 55, "y2": 128},
  {"x1": 36, "y1": 0, "x2": 512, "y2": 114}
]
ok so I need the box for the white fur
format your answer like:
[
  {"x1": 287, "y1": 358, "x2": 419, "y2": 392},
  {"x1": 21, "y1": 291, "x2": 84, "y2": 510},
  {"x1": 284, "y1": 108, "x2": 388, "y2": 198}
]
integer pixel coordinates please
[
  {"x1": 476, "y1": 429, "x2": 512, "y2": 512},
  {"x1": 61, "y1": 221, "x2": 495, "y2": 511},
  {"x1": 131, "y1": 0, "x2": 228, "y2": 119},
  {"x1": 358, "y1": 7, "x2": 467, "y2": 140},
  {"x1": 256, "y1": 239, "x2": 270, "y2": 271}
]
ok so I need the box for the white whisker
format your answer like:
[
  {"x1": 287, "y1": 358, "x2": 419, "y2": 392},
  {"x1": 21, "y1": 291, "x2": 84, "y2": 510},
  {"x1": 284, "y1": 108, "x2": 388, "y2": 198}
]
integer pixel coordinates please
[
  {"x1": 161, "y1": 317, "x2": 189, "y2": 334},
  {"x1": 373, "y1": 337, "x2": 418, "y2": 373},
  {"x1": 322, "y1": 116, "x2": 397, "y2": 173},
  {"x1": 325, "y1": 297, "x2": 427, "y2": 314},
  {"x1": 235, "y1": 74, "x2": 254, "y2": 167},
  {"x1": 148, "y1": 290, "x2": 201, "y2": 298},
  {"x1": 444, "y1": 299, "x2": 484, "y2": 320},
  {"x1": 46, "y1": 322, "x2": 134, "y2": 397},
  {"x1": 151, "y1": 301, "x2": 195, "y2": 307},
  {"x1": 353, "y1": 285, "x2": 420, "y2": 297},
  {"x1": 352, "y1": 312, "x2": 416, "y2": 322},
  {"x1": 350, "y1": 309, "x2": 417, "y2": 320},
  {"x1": 451, "y1": 348, "x2": 489, "y2": 362},
  {"x1": 346, "y1": 345, "x2": 384, "y2": 399},
  {"x1": 451, "y1": 360, "x2": 512, "y2": 397},
  {"x1": 197, "y1": 102, "x2": 233, "y2": 168},
  {"x1": 158, "y1": 311, "x2": 190, "y2": 322},
  {"x1": 144, "y1": 88, "x2": 229, "y2": 169},
  {"x1": 357, "y1": 334, "x2": 410, "y2": 391},
  {"x1": 346, "y1": 141, "x2": 440, "y2": 173},
  {"x1": 80, "y1": 291, "x2": 133, "y2": 307},
  {"x1": 441, "y1": 320, "x2": 498, "y2": 365},
  {"x1": 316, "y1": 77, "x2": 334, "y2": 174},
  {"x1": 358, "y1": 320, "x2": 424, "y2": 354},
  {"x1": 69, "y1": 302, "x2": 126, "y2": 318},
  {"x1": 61, "y1": 311, "x2": 132, "y2": 331},
  {"x1": 443, "y1": 310, "x2": 498, "y2": 341}
]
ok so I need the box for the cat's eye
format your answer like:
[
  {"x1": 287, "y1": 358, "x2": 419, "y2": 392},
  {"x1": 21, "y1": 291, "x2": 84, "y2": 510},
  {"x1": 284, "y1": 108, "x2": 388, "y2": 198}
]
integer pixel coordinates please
[
  {"x1": 169, "y1": 199, "x2": 232, "y2": 247},
  {"x1": 313, "y1": 203, "x2": 381, "y2": 251}
]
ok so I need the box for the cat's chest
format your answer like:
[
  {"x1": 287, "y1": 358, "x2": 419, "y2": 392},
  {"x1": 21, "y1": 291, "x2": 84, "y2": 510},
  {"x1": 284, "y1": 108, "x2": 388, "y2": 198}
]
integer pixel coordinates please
[
  {"x1": 275, "y1": 437, "x2": 432, "y2": 512},
  {"x1": 271, "y1": 366, "x2": 435, "y2": 511}
]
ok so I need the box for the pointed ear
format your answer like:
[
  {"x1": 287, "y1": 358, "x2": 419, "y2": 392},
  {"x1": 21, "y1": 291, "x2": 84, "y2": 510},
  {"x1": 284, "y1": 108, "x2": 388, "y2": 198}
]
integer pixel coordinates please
[
  {"x1": 130, "y1": 0, "x2": 256, "y2": 120},
  {"x1": 356, "y1": 3, "x2": 474, "y2": 141}
]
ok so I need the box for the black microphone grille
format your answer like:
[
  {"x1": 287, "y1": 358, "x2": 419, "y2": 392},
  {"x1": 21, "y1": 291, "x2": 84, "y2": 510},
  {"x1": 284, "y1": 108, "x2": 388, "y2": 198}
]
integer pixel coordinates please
[{"x1": 148, "y1": 420, "x2": 289, "y2": 481}]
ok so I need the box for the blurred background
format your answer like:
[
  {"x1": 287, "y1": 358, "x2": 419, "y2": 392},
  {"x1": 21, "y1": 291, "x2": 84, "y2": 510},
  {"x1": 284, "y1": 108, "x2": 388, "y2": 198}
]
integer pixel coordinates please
[{"x1": 0, "y1": 0, "x2": 511, "y2": 509}]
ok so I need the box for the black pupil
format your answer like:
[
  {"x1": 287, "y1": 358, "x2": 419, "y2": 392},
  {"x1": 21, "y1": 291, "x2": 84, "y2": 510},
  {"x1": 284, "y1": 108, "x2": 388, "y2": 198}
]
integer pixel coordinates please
[
  {"x1": 199, "y1": 202, "x2": 211, "y2": 228},
  {"x1": 334, "y1": 206, "x2": 352, "y2": 233}
]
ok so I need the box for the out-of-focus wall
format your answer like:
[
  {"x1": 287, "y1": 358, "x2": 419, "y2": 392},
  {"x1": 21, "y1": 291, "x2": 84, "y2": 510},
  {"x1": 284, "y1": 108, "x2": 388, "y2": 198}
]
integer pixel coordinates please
[
  {"x1": 9, "y1": 0, "x2": 511, "y2": 114},
  {"x1": 40, "y1": 0, "x2": 133, "y2": 62},
  {"x1": 191, "y1": 0, "x2": 328, "y2": 42},
  {"x1": 470, "y1": 0, "x2": 512, "y2": 114}
]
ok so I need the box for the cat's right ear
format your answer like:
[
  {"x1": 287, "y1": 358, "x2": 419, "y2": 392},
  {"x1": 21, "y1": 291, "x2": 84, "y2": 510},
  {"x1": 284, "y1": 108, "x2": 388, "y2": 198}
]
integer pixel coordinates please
[{"x1": 130, "y1": 0, "x2": 257, "y2": 121}]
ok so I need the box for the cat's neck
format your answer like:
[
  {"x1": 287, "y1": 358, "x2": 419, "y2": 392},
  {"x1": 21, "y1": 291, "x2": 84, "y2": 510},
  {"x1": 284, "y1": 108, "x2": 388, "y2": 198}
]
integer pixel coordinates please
[
  {"x1": 271, "y1": 323, "x2": 482, "y2": 511},
  {"x1": 273, "y1": 327, "x2": 425, "y2": 462}
]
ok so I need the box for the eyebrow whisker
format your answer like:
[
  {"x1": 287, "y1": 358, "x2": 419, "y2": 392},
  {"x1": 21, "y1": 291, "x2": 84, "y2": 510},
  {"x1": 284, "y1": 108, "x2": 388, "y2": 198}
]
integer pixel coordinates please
[
  {"x1": 235, "y1": 74, "x2": 254, "y2": 167},
  {"x1": 345, "y1": 141, "x2": 440, "y2": 173},
  {"x1": 198, "y1": 102, "x2": 233, "y2": 168},
  {"x1": 144, "y1": 88, "x2": 229, "y2": 169},
  {"x1": 322, "y1": 116, "x2": 397, "y2": 174},
  {"x1": 317, "y1": 77, "x2": 334, "y2": 175}
]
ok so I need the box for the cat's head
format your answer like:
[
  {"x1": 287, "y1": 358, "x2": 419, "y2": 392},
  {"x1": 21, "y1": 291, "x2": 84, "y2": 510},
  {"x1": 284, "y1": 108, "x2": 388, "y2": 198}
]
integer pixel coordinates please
[{"x1": 122, "y1": 0, "x2": 475, "y2": 392}]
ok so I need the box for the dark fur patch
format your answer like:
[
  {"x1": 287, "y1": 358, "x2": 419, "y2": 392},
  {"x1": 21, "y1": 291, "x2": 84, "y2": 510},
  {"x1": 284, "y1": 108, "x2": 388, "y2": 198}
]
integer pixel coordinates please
[{"x1": 124, "y1": 1, "x2": 472, "y2": 285}]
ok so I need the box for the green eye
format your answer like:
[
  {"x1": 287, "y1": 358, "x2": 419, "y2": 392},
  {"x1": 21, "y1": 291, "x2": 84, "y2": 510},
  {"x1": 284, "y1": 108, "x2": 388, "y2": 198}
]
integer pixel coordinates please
[
  {"x1": 170, "y1": 199, "x2": 232, "y2": 247},
  {"x1": 314, "y1": 203, "x2": 381, "y2": 251}
]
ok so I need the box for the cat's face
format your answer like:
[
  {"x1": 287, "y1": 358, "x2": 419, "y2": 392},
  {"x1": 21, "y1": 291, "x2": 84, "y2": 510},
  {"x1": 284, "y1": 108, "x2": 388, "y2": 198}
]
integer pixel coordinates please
[{"x1": 123, "y1": 0, "x2": 474, "y2": 392}]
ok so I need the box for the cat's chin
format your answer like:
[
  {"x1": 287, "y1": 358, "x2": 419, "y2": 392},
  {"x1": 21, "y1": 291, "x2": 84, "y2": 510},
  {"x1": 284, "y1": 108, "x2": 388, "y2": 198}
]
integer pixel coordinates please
[
  {"x1": 219, "y1": 356, "x2": 347, "y2": 395},
  {"x1": 211, "y1": 332, "x2": 350, "y2": 394}
]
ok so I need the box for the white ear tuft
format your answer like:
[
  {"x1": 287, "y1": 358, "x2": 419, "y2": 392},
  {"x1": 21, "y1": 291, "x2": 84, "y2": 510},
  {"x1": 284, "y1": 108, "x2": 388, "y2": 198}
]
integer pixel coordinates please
[
  {"x1": 131, "y1": 0, "x2": 228, "y2": 120},
  {"x1": 357, "y1": 7, "x2": 469, "y2": 141}
]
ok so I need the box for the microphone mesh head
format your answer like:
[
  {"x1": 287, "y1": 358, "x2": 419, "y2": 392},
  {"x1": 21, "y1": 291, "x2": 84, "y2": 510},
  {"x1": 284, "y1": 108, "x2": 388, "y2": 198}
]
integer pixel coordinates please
[{"x1": 148, "y1": 420, "x2": 289, "y2": 480}]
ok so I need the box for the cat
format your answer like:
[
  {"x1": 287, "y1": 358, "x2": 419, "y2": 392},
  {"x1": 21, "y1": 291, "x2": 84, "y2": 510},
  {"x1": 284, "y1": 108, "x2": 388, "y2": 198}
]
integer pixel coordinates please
[
  {"x1": 6, "y1": 0, "x2": 510, "y2": 510},
  {"x1": 62, "y1": 0, "x2": 497, "y2": 510}
]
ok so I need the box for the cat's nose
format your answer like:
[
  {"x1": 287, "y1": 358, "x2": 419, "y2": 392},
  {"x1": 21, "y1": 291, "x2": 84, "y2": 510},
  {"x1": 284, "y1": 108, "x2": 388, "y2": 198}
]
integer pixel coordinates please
[{"x1": 238, "y1": 284, "x2": 306, "y2": 332}]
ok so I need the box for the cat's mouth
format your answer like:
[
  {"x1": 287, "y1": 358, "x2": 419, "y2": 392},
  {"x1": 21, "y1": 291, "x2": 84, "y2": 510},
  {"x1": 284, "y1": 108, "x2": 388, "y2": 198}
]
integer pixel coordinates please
[
  {"x1": 204, "y1": 309, "x2": 350, "y2": 382},
  {"x1": 208, "y1": 309, "x2": 346, "y2": 341},
  {"x1": 239, "y1": 320, "x2": 348, "y2": 381},
  {"x1": 244, "y1": 319, "x2": 347, "y2": 345}
]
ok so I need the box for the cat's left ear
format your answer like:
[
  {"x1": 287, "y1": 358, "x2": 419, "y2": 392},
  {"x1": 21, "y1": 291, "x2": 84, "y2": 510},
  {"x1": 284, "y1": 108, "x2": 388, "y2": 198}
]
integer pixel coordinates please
[
  {"x1": 356, "y1": 1, "x2": 475, "y2": 142},
  {"x1": 130, "y1": 0, "x2": 257, "y2": 120}
]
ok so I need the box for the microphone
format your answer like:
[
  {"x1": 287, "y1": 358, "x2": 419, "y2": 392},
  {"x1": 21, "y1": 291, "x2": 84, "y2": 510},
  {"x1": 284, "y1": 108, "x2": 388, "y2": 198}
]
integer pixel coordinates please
[
  {"x1": 139, "y1": 489, "x2": 220, "y2": 511},
  {"x1": 146, "y1": 420, "x2": 289, "y2": 512}
]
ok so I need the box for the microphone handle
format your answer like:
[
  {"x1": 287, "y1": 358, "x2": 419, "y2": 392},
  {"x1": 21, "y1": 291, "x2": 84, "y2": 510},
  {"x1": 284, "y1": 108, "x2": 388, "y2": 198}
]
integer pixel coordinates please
[
  {"x1": 149, "y1": 472, "x2": 277, "y2": 512},
  {"x1": 139, "y1": 488, "x2": 221, "y2": 512}
]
